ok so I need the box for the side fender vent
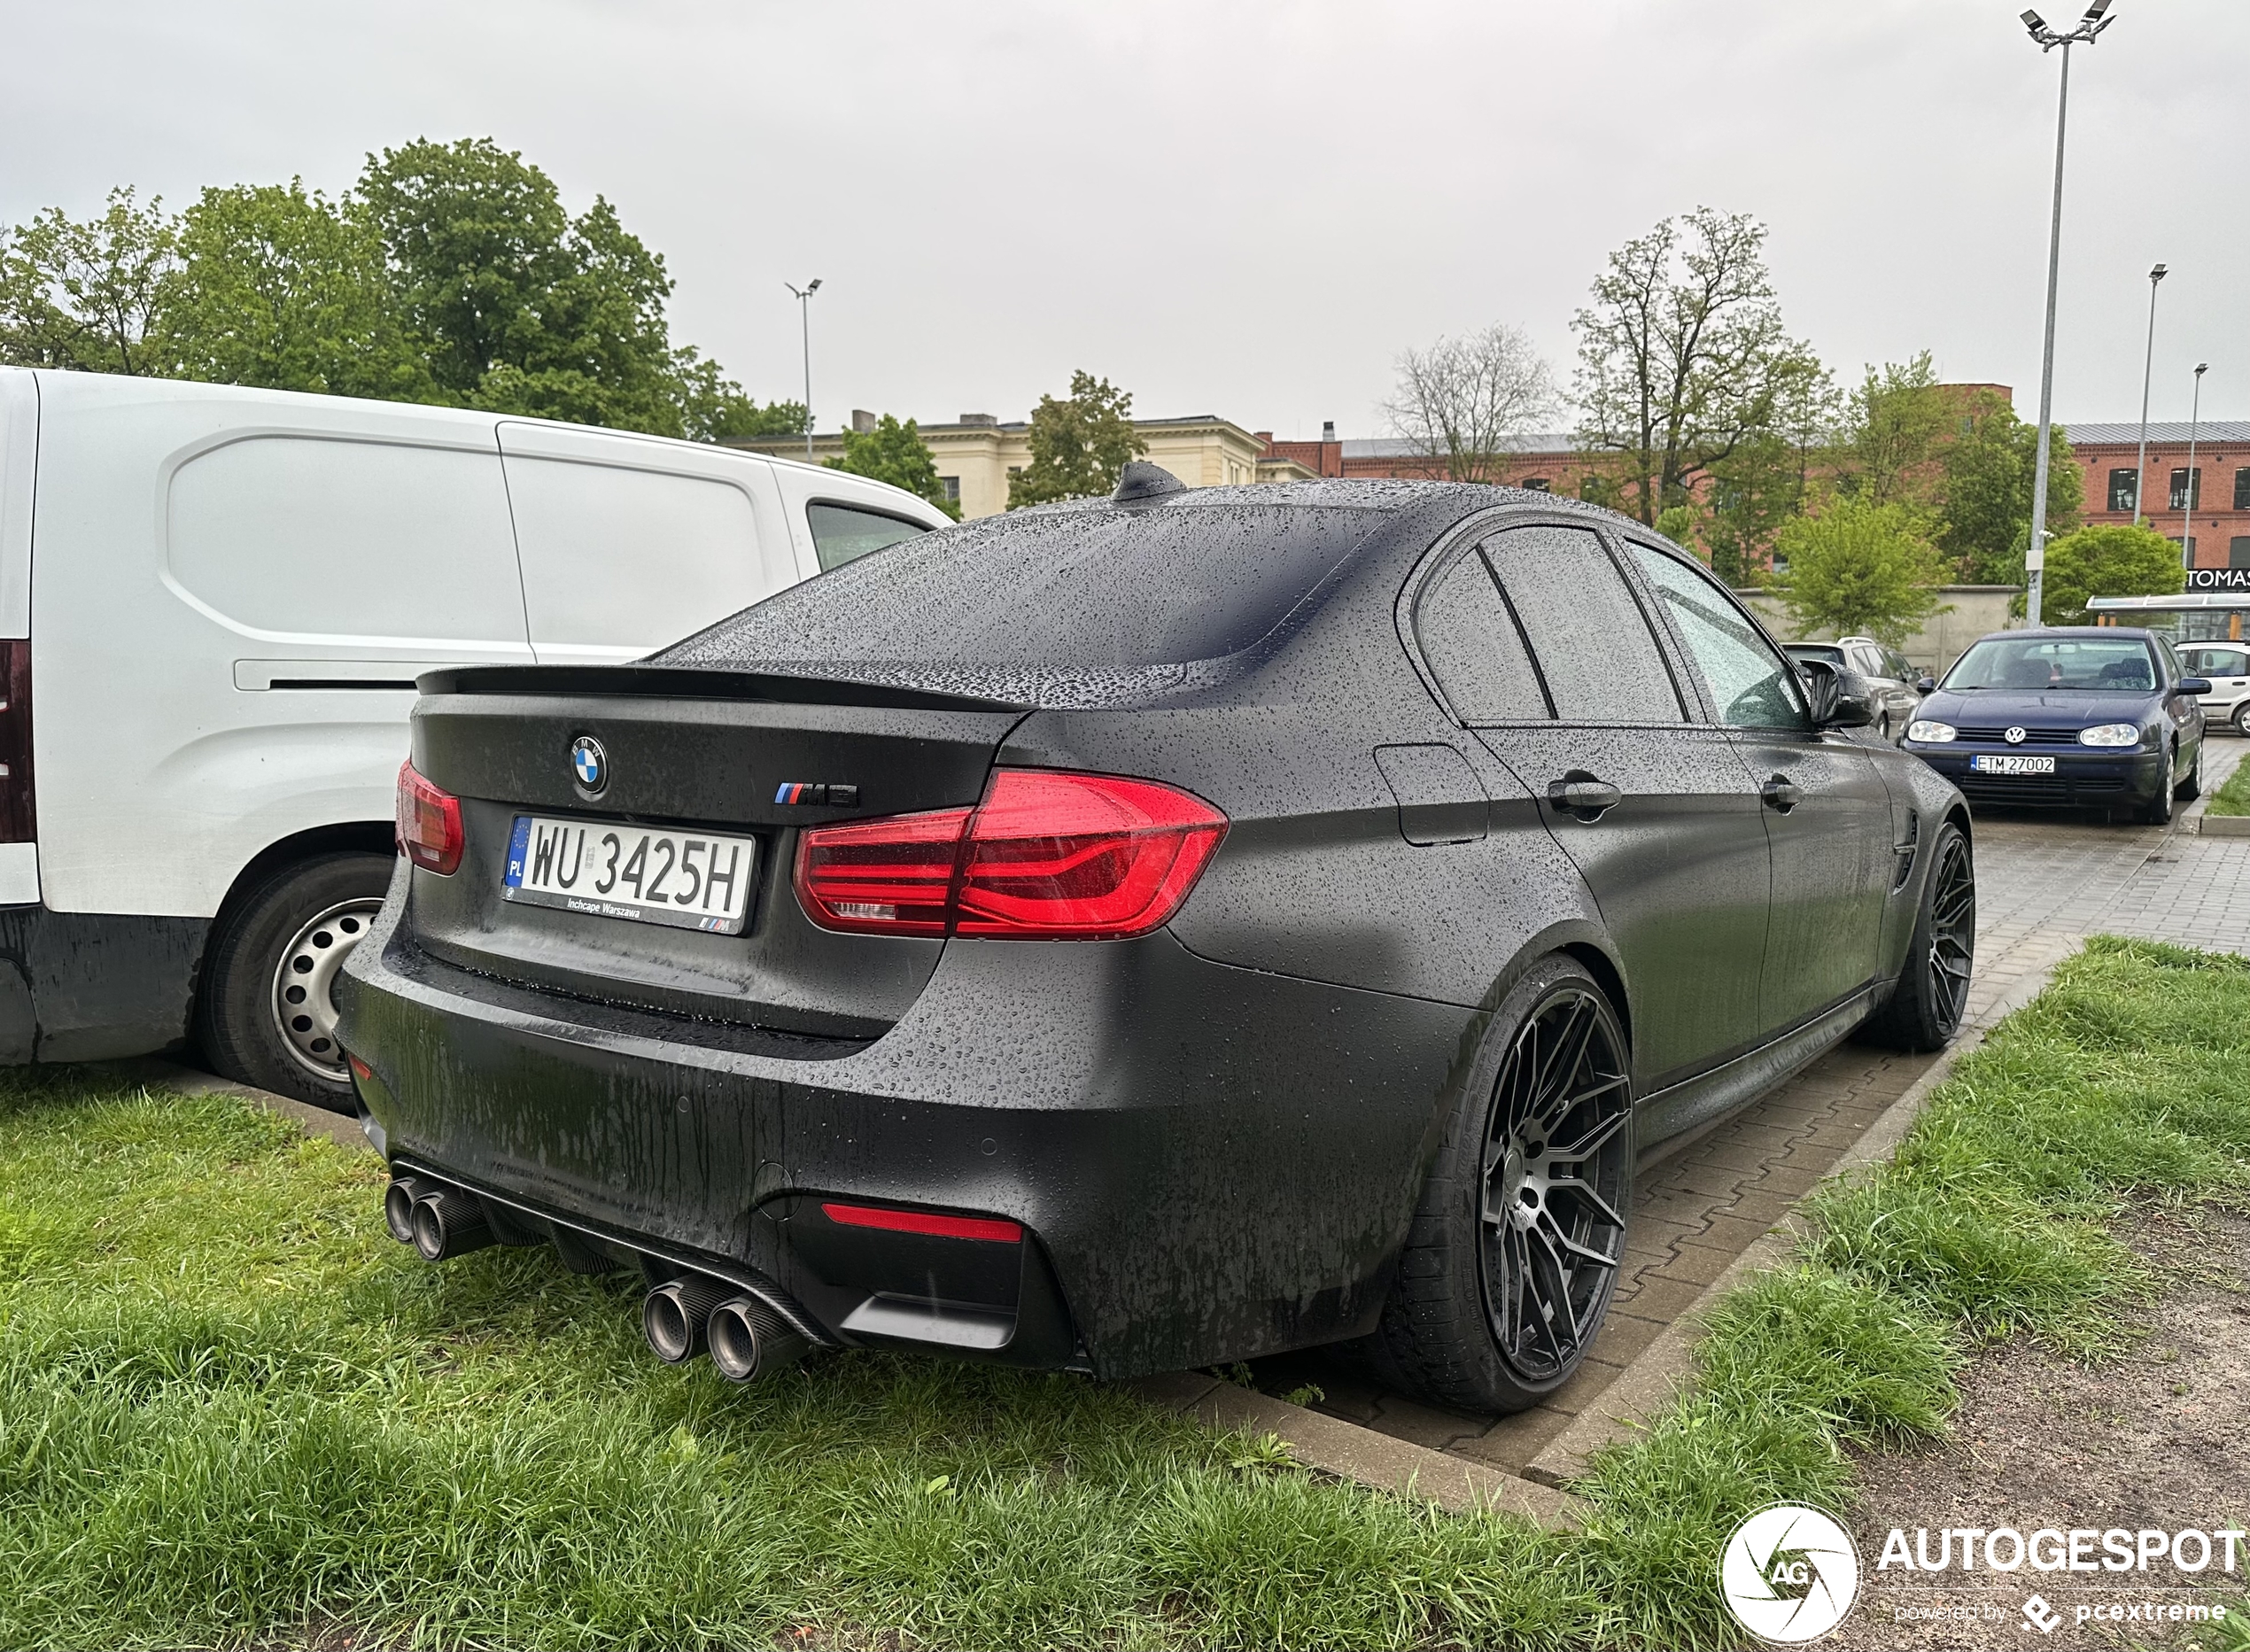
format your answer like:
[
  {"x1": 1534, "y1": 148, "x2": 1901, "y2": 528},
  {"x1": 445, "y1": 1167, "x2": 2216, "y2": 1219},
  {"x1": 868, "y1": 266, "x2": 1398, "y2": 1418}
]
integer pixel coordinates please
[{"x1": 1892, "y1": 808, "x2": 1920, "y2": 890}]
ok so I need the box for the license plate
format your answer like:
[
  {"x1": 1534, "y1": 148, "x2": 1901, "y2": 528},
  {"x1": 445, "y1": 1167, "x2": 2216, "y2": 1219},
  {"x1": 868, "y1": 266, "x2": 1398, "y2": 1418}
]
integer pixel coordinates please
[
  {"x1": 1969, "y1": 754, "x2": 2057, "y2": 775},
  {"x1": 502, "y1": 815, "x2": 756, "y2": 934}
]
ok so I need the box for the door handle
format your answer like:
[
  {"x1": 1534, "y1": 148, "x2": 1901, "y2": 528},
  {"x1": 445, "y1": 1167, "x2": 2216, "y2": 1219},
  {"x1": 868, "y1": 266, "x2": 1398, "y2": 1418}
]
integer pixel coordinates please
[
  {"x1": 1761, "y1": 773, "x2": 1803, "y2": 812},
  {"x1": 1549, "y1": 776, "x2": 1623, "y2": 820}
]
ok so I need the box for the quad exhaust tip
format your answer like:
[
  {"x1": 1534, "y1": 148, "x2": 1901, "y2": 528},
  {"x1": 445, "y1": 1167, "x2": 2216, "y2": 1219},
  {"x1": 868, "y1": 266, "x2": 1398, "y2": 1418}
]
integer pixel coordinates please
[
  {"x1": 709, "y1": 1295, "x2": 812, "y2": 1384},
  {"x1": 642, "y1": 1275, "x2": 732, "y2": 1364},
  {"x1": 382, "y1": 1175, "x2": 494, "y2": 1261}
]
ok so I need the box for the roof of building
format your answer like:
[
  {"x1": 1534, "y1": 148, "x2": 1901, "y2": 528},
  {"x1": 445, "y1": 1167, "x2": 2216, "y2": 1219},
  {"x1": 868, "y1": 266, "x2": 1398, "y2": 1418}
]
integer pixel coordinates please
[
  {"x1": 1338, "y1": 433, "x2": 1580, "y2": 459},
  {"x1": 2063, "y1": 421, "x2": 2250, "y2": 446}
]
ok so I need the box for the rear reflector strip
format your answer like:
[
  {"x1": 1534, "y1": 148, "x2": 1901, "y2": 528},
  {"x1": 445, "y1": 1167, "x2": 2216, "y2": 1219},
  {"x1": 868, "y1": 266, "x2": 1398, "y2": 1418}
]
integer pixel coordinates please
[{"x1": 819, "y1": 1201, "x2": 1023, "y2": 1244}]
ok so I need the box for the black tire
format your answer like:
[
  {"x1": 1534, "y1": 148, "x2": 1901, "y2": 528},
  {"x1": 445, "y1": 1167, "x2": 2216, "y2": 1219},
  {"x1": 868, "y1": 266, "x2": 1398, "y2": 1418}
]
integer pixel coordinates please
[
  {"x1": 1858, "y1": 821, "x2": 1974, "y2": 1053},
  {"x1": 196, "y1": 851, "x2": 393, "y2": 1113},
  {"x1": 2176, "y1": 741, "x2": 2202, "y2": 802},
  {"x1": 1362, "y1": 955, "x2": 1633, "y2": 1414},
  {"x1": 2138, "y1": 754, "x2": 2176, "y2": 826},
  {"x1": 2232, "y1": 702, "x2": 2250, "y2": 740}
]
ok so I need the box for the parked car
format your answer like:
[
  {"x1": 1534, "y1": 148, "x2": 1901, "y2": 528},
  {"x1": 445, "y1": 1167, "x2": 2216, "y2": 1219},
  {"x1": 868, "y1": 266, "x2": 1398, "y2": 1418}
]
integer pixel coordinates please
[
  {"x1": 1783, "y1": 637, "x2": 1924, "y2": 741},
  {"x1": 1901, "y1": 627, "x2": 2207, "y2": 824},
  {"x1": 2177, "y1": 640, "x2": 2250, "y2": 736},
  {"x1": 0, "y1": 368, "x2": 945, "y2": 1109},
  {"x1": 338, "y1": 469, "x2": 1974, "y2": 1414}
]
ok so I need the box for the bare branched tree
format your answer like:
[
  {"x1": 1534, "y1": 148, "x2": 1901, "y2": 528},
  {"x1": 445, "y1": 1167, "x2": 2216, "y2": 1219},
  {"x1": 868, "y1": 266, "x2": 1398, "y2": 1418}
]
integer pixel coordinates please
[
  {"x1": 1572, "y1": 206, "x2": 1826, "y2": 526},
  {"x1": 1383, "y1": 322, "x2": 1558, "y2": 485}
]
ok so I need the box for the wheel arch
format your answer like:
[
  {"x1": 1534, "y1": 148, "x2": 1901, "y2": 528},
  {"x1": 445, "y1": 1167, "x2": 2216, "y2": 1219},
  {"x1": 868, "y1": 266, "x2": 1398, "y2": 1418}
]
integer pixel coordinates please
[{"x1": 206, "y1": 821, "x2": 397, "y2": 942}]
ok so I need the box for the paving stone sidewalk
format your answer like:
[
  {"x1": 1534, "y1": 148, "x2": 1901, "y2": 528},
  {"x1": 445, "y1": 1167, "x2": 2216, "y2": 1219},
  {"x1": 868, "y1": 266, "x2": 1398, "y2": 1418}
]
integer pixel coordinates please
[{"x1": 1253, "y1": 739, "x2": 2250, "y2": 1473}]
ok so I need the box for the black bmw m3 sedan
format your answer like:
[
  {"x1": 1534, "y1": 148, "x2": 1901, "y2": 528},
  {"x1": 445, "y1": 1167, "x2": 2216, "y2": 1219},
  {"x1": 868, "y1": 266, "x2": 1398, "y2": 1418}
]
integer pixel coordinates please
[{"x1": 338, "y1": 466, "x2": 1974, "y2": 1414}]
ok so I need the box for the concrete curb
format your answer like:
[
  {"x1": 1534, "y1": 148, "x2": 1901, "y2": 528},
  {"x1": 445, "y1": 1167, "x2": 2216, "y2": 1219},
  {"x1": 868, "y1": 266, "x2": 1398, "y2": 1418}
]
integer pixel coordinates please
[
  {"x1": 1517, "y1": 947, "x2": 2076, "y2": 1491},
  {"x1": 1126, "y1": 1371, "x2": 1587, "y2": 1528},
  {"x1": 124, "y1": 1059, "x2": 377, "y2": 1153},
  {"x1": 2196, "y1": 814, "x2": 2250, "y2": 837}
]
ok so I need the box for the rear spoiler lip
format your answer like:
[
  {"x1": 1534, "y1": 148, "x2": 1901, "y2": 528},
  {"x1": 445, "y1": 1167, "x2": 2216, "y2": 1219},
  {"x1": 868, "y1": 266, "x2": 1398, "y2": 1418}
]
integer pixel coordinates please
[{"x1": 415, "y1": 663, "x2": 1031, "y2": 715}]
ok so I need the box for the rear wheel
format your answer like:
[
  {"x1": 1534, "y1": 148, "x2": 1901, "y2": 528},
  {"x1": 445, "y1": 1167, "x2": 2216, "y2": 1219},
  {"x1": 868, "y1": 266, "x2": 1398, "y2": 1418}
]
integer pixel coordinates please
[
  {"x1": 1858, "y1": 821, "x2": 1974, "y2": 1052},
  {"x1": 1364, "y1": 956, "x2": 1633, "y2": 1413},
  {"x1": 2232, "y1": 703, "x2": 2250, "y2": 739},
  {"x1": 197, "y1": 851, "x2": 392, "y2": 1113}
]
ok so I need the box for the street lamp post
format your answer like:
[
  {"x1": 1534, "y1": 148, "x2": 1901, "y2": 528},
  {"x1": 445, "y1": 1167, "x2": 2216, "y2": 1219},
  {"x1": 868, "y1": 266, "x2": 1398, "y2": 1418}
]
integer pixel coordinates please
[
  {"x1": 2019, "y1": 0, "x2": 2116, "y2": 626},
  {"x1": 2182, "y1": 362, "x2": 2208, "y2": 571},
  {"x1": 2131, "y1": 262, "x2": 2166, "y2": 527},
  {"x1": 784, "y1": 278, "x2": 822, "y2": 460}
]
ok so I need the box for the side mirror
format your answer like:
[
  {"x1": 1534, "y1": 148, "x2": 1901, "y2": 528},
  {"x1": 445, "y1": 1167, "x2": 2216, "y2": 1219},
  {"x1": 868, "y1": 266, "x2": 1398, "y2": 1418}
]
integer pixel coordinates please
[
  {"x1": 2178, "y1": 677, "x2": 2213, "y2": 696},
  {"x1": 1916, "y1": 675, "x2": 1936, "y2": 694},
  {"x1": 1799, "y1": 658, "x2": 1875, "y2": 728}
]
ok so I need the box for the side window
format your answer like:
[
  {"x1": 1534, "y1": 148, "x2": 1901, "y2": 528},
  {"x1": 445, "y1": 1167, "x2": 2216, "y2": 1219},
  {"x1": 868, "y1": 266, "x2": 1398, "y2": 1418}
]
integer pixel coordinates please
[
  {"x1": 2158, "y1": 638, "x2": 2187, "y2": 684},
  {"x1": 1413, "y1": 547, "x2": 1549, "y2": 722},
  {"x1": 809, "y1": 503, "x2": 927, "y2": 571},
  {"x1": 1887, "y1": 648, "x2": 1914, "y2": 680},
  {"x1": 1480, "y1": 524, "x2": 1684, "y2": 723},
  {"x1": 1849, "y1": 644, "x2": 1887, "y2": 678},
  {"x1": 1626, "y1": 542, "x2": 1810, "y2": 730}
]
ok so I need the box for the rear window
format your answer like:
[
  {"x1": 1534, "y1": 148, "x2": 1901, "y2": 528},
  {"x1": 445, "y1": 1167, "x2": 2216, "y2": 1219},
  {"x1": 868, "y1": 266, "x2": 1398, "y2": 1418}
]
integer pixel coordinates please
[
  {"x1": 661, "y1": 504, "x2": 1383, "y2": 671},
  {"x1": 1786, "y1": 644, "x2": 1846, "y2": 668}
]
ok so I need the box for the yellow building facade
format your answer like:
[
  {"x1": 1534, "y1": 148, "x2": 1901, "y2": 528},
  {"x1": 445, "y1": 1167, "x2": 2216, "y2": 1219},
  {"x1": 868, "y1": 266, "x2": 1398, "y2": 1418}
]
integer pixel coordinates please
[{"x1": 734, "y1": 413, "x2": 1310, "y2": 519}]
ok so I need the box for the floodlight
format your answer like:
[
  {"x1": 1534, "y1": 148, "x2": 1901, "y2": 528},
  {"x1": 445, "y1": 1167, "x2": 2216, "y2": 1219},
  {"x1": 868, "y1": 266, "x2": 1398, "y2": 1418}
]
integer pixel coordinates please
[{"x1": 2021, "y1": 9, "x2": 2046, "y2": 33}]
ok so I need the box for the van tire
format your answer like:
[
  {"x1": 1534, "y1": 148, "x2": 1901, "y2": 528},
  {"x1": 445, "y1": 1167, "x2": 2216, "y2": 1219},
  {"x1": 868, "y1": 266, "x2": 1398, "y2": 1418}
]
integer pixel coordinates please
[{"x1": 197, "y1": 851, "x2": 394, "y2": 1114}]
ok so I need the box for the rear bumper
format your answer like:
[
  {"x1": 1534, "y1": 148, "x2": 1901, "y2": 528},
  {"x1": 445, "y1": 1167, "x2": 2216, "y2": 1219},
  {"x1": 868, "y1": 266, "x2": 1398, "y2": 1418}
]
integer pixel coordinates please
[
  {"x1": 1908, "y1": 747, "x2": 2166, "y2": 810},
  {"x1": 336, "y1": 888, "x2": 1478, "y2": 1378},
  {"x1": 0, "y1": 904, "x2": 208, "y2": 1063}
]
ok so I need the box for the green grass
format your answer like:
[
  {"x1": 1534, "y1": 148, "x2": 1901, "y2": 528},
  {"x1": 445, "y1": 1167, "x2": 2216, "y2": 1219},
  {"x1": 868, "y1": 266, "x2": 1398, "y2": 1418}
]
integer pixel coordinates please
[
  {"x1": 2, "y1": 937, "x2": 2247, "y2": 1648},
  {"x1": 2203, "y1": 749, "x2": 2250, "y2": 816}
]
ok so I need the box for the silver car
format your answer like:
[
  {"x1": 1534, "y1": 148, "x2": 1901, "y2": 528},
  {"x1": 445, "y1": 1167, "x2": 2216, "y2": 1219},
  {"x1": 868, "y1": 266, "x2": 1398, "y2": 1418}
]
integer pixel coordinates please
[
  {"x1": 1784, "y1": 636, "x2": 1926, "y2": 742},
  {"x1": 2179, "y1": 641, "x2": 2250, "y2": 736}
]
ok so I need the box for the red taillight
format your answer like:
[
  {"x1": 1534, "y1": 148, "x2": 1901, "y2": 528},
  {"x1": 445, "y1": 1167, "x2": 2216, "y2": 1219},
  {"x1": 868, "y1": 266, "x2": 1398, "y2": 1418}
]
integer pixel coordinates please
[
  {"x1": 0, "y1": 638, "x2": 33, "y2": 844},
  {"x1": 395, "y1": 760, "x2": 463, "y2": 875},
  {"x1": 790, "y1": 805, "x2": 971, "y2": 935},
  {"x1": 793, "y1": 769, "x2": 1226, "y2": 941},
  {"x1": 820, "y1": 1201, "x2": 1023, "y2": 1244}
]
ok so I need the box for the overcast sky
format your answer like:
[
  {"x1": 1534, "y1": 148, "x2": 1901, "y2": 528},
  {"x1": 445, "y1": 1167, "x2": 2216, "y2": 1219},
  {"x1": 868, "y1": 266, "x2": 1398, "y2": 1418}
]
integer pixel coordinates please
[{"x1": 6, "y1": 1, "x2": 2245, "y2": 438}]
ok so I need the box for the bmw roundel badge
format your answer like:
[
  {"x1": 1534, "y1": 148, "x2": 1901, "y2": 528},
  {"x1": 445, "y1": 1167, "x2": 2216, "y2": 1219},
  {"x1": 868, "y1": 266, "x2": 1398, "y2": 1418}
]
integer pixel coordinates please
[{"x1": 570, "y1": 735, "x2": 608, "y2": 795}]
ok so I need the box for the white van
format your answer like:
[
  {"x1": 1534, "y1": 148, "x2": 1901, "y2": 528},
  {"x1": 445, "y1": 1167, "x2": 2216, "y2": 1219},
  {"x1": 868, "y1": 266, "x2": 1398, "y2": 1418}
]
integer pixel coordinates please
[{"x1": 0, "y1": 368, "x2": 947, "y2": 1107}]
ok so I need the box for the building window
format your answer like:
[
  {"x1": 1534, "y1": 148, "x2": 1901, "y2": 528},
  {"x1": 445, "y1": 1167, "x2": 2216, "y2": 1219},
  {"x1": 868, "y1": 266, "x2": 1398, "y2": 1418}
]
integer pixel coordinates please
[
  {"x1": 1521, "y1": 477, "x2": 1551, "y2": 492},
  {"x1": 2231, "y1": 536, "x2": 2250, "y2": 570},
  {"x1": 2169, "y1": 467, "x2": 2202, "y2": 511},
  {"x1": 939, "y1": 475, "x2": 960, "y2": 502},
  {"x1": 2107, "y1": 469, "x2": 2138, "y2": 514},
  {"x1": 2235, "y1": 467, "x2": 2250, "y2": 512}
]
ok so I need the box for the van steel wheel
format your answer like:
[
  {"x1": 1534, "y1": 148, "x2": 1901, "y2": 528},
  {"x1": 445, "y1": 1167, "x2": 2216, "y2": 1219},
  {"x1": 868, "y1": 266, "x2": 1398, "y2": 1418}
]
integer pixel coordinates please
[
  {"x1": 1365, "y1": 956, "x2": 1633, "y2": 1413},
  {"x1": 197, "y1": 850, "x2": 395, "y2": 1113},
  {"x1": 271, "y1": 897, "x2": 384, "y2": 1082}
]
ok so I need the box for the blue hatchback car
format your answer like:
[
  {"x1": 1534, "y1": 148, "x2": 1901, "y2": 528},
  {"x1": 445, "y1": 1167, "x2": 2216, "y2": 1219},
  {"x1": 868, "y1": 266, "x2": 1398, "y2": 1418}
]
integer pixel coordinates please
[{"x1": 1901, "y1": 627, "x2": 2208, "y2": 824}]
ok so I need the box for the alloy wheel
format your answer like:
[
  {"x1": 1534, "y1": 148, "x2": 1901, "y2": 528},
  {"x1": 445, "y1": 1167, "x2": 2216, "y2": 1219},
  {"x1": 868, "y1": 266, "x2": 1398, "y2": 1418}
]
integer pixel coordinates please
[
  {"x1": 1926, "y1": 833, "x2": 1975, "y2": 1032},
  {"x1": 270, "y1": 898, "x2": 383, "y2": 1082},
  {"x1": 1478, "y1": 986, "x2": 1632, "y2": 1383}
]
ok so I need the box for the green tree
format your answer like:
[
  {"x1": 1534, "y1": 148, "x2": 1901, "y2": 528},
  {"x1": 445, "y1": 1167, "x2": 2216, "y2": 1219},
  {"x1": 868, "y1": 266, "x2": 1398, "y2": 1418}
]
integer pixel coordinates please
[
  {"x1": 1776, "y1": 495, "x2": 1951, "y2": 648},
  {"x1": 673, "y1": 349, "x2": 806, "y2": 444},
  {"x1": 1937, "y1": 391, "x2": 2081, "y2": 585},
  {"x1": 1008, "y1": 370, "x2": 1146, "y2": 507},
  {"x1": 0, "y1": 187, "x2": 177, "y2": 372},
  {"x1": 1572, "y1": 206, "x2": 1827, "y2": 525},
  {"x1": 1839, "y1": 352, "x2": 1951, "y2": 508},
  {"x1": 358, "y1": 138, "x2": 680, "y2": 435},
  {"x1": 826, "y1": 414, "x2": 960, "y2": 518},
  {"x1": 151, "y1": 181, "x2": 435, "y2": 401},
  {"x1": 2037, "y1": 523, "x2": 2183, "y2": 625}
]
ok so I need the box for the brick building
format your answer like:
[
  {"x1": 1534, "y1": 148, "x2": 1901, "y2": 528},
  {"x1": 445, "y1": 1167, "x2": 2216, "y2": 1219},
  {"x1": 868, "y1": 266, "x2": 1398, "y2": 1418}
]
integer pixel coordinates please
[
  {"x1": 2068, "y1": 420, "x2": 2250, "y2": 583},
  {"x1": 1255, "y1": 424, "x2": 1594, "y2": 492}
]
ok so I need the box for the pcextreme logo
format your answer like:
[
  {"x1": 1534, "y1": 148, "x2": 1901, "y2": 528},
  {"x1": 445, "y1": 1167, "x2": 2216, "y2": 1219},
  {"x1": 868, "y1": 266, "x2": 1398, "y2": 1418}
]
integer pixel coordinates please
[{"x1": 1719, "y1": 1503, "x2": 1863, "y2": 1644}]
